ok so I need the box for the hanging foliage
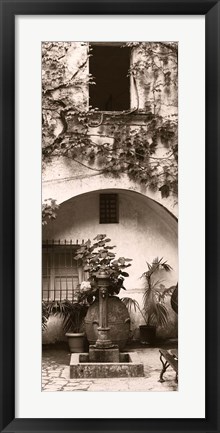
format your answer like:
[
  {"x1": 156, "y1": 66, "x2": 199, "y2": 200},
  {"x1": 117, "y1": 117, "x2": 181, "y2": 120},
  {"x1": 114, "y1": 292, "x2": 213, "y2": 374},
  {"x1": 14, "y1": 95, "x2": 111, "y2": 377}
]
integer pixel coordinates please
[{"x1": 42, "y1": 198, "x2": 59, "y2": 225}]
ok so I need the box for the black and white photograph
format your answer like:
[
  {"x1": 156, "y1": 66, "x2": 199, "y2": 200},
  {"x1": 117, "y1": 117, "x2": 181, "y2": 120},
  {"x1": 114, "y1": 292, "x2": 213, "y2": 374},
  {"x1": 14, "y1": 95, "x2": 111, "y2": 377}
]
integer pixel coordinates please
[{"x1": 42, "y1": 41, "x2": 178, "y2": 392}]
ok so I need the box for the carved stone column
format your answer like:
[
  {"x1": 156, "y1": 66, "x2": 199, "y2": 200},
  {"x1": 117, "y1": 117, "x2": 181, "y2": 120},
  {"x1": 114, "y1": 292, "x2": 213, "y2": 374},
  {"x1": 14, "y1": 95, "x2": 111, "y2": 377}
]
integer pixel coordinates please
[{"x1": 95, "y1": 271, "x2": 114, "y2": 349}]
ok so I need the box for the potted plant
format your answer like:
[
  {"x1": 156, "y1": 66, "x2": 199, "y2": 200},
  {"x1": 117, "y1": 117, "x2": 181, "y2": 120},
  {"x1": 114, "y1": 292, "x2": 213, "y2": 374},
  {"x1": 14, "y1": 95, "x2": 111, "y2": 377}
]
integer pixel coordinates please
[
  {"x1": 42, "y1": 300, "x2": 50, "y2": 331},
  {"x1": 75, "y1": 234, "x2": 133, "y2": 349},
  {"x1": 122, "y1": 257, "x2": 174, "y2": 345},
  {"x1": 75, "y1": 234, "x2": 132, "y2": 297},
  {"x1": 43, "y1": 299, "x2": 88, "y2": 353}
]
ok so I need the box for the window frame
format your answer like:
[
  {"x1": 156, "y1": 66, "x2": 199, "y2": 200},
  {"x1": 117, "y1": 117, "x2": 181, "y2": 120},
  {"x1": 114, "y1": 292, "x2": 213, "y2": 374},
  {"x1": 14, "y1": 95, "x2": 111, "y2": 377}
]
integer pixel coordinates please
[
  {"x1": 42, "y1": 243, "x2": 84, "y2": 302},
  {"x1": 99, "y1": 193, "x2": 119, "y2": 224},
  {"x1": 88, "y1": 42, "x2": 134, "y2": 114}
]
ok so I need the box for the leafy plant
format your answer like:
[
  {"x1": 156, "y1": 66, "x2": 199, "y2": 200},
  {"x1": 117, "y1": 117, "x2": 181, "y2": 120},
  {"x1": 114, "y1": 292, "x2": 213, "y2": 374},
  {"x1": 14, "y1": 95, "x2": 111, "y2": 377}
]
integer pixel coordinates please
[
  {"x1": 42, "y1": 198, "x2": 59, "y2": 226},
  {"x1": 75, "y1": 234, "x2": 132, "y2": 297},
  {"x1": 42, "y1": 299, "x2": 88, "y2": 333}
]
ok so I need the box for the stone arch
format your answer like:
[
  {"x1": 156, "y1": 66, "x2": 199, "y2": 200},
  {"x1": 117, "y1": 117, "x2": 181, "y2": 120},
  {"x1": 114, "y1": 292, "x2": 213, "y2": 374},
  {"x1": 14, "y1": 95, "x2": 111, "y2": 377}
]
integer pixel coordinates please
[
  {"x1": 43, "y1": 188, "x2": 178, "y2": 287},
  {"x1": 43, "y1": 174, "x2": 178, "y2": 218}
]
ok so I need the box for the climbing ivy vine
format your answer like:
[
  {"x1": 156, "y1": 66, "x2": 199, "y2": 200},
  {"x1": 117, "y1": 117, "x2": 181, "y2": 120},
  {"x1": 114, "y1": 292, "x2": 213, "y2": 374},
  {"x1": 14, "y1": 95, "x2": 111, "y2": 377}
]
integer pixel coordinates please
[
  {"x1": 42, "y1": 198, "x2": 59, "y2": 226},
  {"x1": 42, "y1": 42, "x2": 178, "y2": 199}
]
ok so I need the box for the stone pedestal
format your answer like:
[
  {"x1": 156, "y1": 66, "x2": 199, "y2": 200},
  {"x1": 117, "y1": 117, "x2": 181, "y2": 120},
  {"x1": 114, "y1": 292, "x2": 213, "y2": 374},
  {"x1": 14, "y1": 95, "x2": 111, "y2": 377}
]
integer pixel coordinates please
[
  {"x1": 89, "y1": 345, "x2": 120, "y2": 363},
  {"x1": 94, "y1": 273, "x2": 113, "y2": 349},
  {"x1": 95, "y1": 327, "x2": 113, "y2": 349}
]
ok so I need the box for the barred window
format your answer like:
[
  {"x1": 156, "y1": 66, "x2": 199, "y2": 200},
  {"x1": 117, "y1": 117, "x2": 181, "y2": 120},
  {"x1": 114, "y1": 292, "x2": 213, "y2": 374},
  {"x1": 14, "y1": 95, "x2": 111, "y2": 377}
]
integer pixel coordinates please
[
  {"x1": 42, "y1": 242, "x2": 83, "y2": 302},
  {"x1": 99, "y1": 194, "x2": 119, "y2": 224}
]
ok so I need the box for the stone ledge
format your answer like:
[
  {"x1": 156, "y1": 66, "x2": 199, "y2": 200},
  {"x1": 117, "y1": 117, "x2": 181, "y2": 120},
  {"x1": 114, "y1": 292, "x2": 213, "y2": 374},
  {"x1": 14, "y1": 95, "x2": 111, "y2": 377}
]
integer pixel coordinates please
[{"x1": 70, "y1": 352, "x2": 144, "y2": 378}]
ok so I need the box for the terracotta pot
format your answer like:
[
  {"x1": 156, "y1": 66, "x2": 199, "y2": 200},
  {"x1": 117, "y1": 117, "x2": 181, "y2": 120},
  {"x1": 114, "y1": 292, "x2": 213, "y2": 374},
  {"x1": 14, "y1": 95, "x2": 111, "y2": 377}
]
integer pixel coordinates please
[
  {"x1": 85, "y1": 296, "x2": 130, "y2": 350},
  {"x1": 139, "y1": 325, "x2": 156, "y2": 345},
  {"x1": 65, "y1": 332, "x2": 85, "y2": 353}
]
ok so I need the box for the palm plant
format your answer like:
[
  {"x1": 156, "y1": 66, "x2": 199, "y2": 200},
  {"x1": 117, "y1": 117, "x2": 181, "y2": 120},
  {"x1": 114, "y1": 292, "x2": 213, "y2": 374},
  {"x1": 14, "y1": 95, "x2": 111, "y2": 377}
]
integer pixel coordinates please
[
  {"x1": 122, "y1": 257, "x2": 173, "y2": 328},
  {"x1": 43, "y1": 300, "x2": 88, "y2": 333},
  {"x1": 141, "y1": 257, "x2": 173, "y2": 327}
]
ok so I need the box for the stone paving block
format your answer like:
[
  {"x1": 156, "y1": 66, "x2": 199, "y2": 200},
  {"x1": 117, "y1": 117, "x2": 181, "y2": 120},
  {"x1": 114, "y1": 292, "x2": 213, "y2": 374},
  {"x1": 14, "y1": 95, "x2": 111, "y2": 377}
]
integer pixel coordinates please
[
  {"x1": 50, "y1": 380, "x2": 68, "y2": 386},
  {"x1": 47, "y1": 372, "x2": 62, "y2": 378},
  {"x1": 41, "y1": 380, "x2": 49, "y2": 385},
  {"x1": 67, "y1": 381, "x2": 93, "y2": 386},
  {"x1": 63, "y1": 388, "x2": 88, "y2": 392},
  {"x1": 65, "y1": 383, "x2": 88, "y2": 388},
  {"x1": 43, "y1": 386, "x2": 63, "y2": 392},
  {"x1": 60, "y1": 366, "x2": 71, "y2": 379},
  {"x1": 63, "y1": 384, "x2": 91, "y2": 391}
]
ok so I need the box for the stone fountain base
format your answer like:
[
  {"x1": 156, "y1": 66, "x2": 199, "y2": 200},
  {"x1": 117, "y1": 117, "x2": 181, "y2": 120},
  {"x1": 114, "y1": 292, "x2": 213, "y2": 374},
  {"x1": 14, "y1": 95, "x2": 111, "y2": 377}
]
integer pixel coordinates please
[
  {"x1": 88, "y1": 345, "x2": 120, "y2": 362},
  {"x1": 70, "y1": 351, "x2": 144, "y2": 378}
]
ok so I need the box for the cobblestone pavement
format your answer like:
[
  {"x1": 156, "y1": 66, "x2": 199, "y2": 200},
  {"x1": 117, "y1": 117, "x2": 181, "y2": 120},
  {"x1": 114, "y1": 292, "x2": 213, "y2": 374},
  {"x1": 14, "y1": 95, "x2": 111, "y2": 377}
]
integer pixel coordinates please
[{"x1": 42, "y1": 343, "x2": 178, "y2": 392}]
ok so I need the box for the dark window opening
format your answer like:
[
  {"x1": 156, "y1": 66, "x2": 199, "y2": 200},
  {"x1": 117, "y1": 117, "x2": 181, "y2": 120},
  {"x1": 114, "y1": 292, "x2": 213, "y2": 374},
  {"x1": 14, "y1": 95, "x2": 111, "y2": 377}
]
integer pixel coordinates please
[
  {"x1": 89, "y1": 44, "x2": 130, "y2": 111},
  {"x1": 100, "y1": 194, "x2": 119, "y2": 224}
]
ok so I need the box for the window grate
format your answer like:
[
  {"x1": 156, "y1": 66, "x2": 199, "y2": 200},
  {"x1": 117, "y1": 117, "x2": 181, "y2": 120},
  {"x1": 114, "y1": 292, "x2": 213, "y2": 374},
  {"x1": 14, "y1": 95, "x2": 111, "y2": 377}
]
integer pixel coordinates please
[
  {"x1": 42, "y1": 243, "x2": 82, "y2": 302},
  {"x1": 99, "y1": 193, "x2": 118, "y2": 224}
]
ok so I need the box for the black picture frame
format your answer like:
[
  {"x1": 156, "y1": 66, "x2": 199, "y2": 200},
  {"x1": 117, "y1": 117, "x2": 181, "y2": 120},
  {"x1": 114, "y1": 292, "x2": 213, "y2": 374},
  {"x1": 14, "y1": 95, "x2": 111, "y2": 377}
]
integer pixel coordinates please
[{"x1": 0, "y1": 1, "x2": 219, "y2": 432}]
